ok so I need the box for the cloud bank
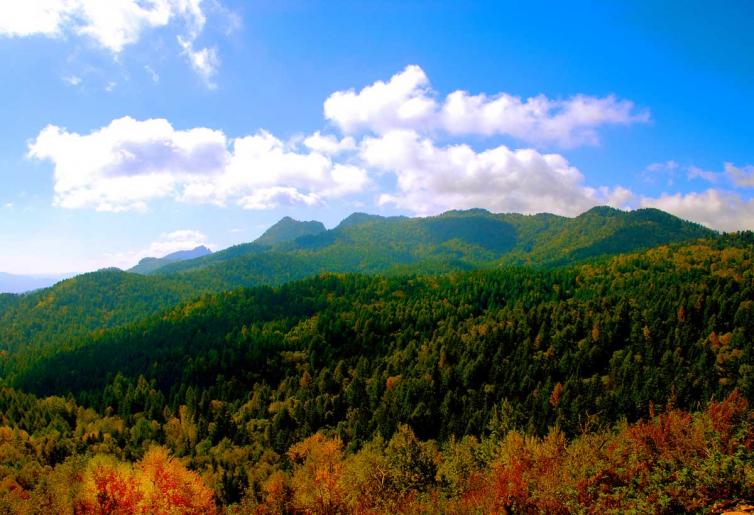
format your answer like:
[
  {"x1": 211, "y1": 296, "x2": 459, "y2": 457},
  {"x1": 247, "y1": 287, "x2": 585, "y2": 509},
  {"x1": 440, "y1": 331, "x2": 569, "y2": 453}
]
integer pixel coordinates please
[
  {"x1": 29, "y1": 117, "x2": 368, "y2": 212},
  {"x1": 27, "y1": 65, "x2": 754, "y2": 231},
  {"x1": 324, "y1": 65, "x2": 650, "y2": 147}
]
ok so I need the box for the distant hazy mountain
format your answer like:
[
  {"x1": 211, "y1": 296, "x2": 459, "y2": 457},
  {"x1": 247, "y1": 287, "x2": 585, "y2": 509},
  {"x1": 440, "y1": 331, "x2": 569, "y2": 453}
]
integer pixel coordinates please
[
  {"x1": 129, "y1": 245, "x2": 213, "y2": 274},
  {"x1": 0, "y1": 272, "x2": 67, "y2": 294},
  {"x1": 254, "y1": 216, "x2": 326, "y2": 246}
]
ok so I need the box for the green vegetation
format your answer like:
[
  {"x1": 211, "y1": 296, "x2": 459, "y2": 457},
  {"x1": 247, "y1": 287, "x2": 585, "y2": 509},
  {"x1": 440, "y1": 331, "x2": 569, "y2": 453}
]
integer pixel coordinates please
[
  {"x1": 0, "y1": 207, "x2": 714, "y2": 375},
  {"x1": 254, "y1": 216, "x2": 326, "y2": 246},
  {"x1": 1, "y1": 206, "x2": 748, "y2": 512}
]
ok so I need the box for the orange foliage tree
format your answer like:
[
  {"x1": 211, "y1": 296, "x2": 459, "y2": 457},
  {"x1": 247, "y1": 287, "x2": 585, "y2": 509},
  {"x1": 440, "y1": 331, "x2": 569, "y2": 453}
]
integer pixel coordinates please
[{"x1": 74, "y1": 447, "x2": 215, "y2": 514}]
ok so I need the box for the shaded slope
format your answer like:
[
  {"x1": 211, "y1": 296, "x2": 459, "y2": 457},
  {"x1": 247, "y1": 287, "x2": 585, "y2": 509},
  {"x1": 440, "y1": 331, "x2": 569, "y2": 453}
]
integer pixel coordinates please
[{"x1": 14, "y1": 236, "x2": 754, "y2": 446}]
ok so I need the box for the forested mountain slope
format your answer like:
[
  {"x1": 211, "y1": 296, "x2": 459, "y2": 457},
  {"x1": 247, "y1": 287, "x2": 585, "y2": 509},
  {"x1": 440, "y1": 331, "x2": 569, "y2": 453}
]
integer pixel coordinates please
[
  {"x1": 0, "y1": 270, "x2": 204, "y2": 376},
  {"x1": 15, "y1": 235, "x2": 754, "y2": 443},
  {"x1": 254, "y1": 216, "x2": 326, "y2": 246},
  {"x1": 151, "y1": 206, "x2": 714, "y2": 278},
  {"x1": 1, "y1": 234, "x2": 753, "y2": 511},
  {"x1": 0, "y1": 206, "x2": 714, "y2": 381}
]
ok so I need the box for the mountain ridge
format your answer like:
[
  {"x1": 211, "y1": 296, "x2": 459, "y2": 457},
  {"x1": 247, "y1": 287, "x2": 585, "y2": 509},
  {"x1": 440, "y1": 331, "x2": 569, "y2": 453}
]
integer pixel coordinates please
[
  {"x1": 254, "y1": 216, "x2": 327, "y2": 246},
  {"x1": 0, "y1": 206, "x2": 717, "y2": 376},
  {"x1": 129, "y1": 245, "x2": 213, "y2": 274}
]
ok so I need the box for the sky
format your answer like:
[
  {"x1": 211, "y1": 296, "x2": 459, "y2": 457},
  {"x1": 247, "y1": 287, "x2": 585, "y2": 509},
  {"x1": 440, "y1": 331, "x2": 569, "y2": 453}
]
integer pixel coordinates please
[{"x1": 0, "y1": 0, "x2": 752, "y2": 275}]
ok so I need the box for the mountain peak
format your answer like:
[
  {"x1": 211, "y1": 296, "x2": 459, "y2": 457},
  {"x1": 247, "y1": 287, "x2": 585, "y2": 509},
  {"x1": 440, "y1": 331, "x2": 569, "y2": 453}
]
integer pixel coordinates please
[
  {"x1": 255, "y1": 217, "x2": 326, "y2": 246},
  {"x1": 337, "y1": 212, "x2": 386, "y2": 229},
  {"x1": 161, "y1": 245, "x2": 213, "y2": 261},
  {"x1": 579, "y1": 205, "x2": 623, "y2": 218}
]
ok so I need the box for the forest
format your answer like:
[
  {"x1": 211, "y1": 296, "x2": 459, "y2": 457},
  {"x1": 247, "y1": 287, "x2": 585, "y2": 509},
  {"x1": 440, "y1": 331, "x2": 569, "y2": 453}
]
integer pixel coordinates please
[{"x1": 0, "y1": 224, "x2": 752, "y2": 512}]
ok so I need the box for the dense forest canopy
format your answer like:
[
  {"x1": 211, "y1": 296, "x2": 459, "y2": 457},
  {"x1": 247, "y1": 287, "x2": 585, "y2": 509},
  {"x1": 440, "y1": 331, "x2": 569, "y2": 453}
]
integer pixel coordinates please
[
  {"x1": 0, "y1": 208, "x2": 751, "y2": 512},
  {"x1": 0, "y1": 206, "x2": 713, "y2": 372}
]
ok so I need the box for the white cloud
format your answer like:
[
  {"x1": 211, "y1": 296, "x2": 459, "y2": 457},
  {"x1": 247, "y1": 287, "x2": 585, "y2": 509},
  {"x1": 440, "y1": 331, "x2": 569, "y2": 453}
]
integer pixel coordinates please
[
  {"x1": 324, "y1": 65, "x2": 649, "y2": 147},
  {"x1": 360, "y1": 129, "x2": 623, "y2": 216},
  {"x1": 147, "y1": 229, "x2": 209, "y2": 256},
  {"x1": 640, "y1": 189, "x2": 754, "y2": 232},
  {"x1": 643, "y1": 160, "x2": 722, "y2": 185},
  {"x1": 28, "y1": 117, "x2": 369, "y2": 212},
  {"x1": 237, "y1": 187, "x2": 321, "y2": 210},
  {"x1": 646, "y1": 160, "x2": 679, "y2": 173},
  {"x1": 726, "y1": 162, "x2": 754, "y2": 188},
  {"x1": 687, "y1": 166, "x2": 719, "y2": 183},
  {"x1": 144, "y1": 65, "x2": 160, "y2": 82},
  {"x1": 0, "y1": 0, "x2": 202, "y2": 52},
  {"x1": 302, "y1": 131, "x2": 356, "y2": 155},
  {"x1": 30, "y1": 66, "x2": 754, "y2": 233},
  {"x1": 324, "y1": 65, "x2": 438, "y2": 135},
  {"x1": 0, "y1": 1, "x2": 72, "y2": 38},
  {"x1": 0, "y1": 0, "x2": 220, "y2": 83},
  {"x1": 178, "y1": 36, "x2": 219, "y2": 87},
  {"x1": 62, "y1": 75, "x2": 82, "y2": 86}
]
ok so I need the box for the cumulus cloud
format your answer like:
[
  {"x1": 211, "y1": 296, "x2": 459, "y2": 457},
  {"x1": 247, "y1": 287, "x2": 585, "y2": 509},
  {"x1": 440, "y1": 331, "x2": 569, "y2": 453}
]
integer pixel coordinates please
[
  {"x1": 324, "y1": 65, "x2": 649, "y2": 147},
  {"x1": 237, "y1": 187, "x2": 321, "y2": 210},
  {"x1": 0, "y1": 1, "x2": 74, "y2": 38},
  {"x1": 0, "y1": 0, "x2": 200, "y2": 52},
  {"x1": 360, "y1": 129, "x2": 623, "y2": 216},
  {"x1": 28, "y1": 117, "x2": 369, "y2": 212},
  {"x1": 640, "y1": 189, "x2": 754, "y2": 232},
  {"x1": 324, "y1": 65, "x2": 438, "y2": 135},
  {"x1": 0, "y1": 0, "x2": 219, "y2": 82},
  {"x1": 302, "y1": 132, "x2": 356, "y2": 155}
]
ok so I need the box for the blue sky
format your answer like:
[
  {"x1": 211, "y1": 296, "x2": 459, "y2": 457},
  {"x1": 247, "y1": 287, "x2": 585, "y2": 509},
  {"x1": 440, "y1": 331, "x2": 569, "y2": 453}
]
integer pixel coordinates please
[{"x1": 0, "y1": 0, "x2": 752, "y2": 274}]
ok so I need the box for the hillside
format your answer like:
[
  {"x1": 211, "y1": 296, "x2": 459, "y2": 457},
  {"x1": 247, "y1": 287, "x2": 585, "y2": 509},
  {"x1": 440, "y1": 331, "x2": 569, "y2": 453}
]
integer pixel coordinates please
[
  {"x1": 0, "y1": 269, "x2": 205, "y2": 378},
  {"x1": 14, "y1": 235, "x2": 754, "y2": 437},
  {"x1": 4, "y1": 234, "x2": 754, "y2": 509},
  {"x1": 0, "y1": 207, "x2": 715, "y2": 377}
]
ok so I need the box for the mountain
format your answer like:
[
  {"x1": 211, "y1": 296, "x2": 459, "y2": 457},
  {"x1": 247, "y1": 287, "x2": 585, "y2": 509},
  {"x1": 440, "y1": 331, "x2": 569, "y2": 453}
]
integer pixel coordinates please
[
  {"x1": 0, "y1": 206, "x2": 716, "y2": 376},
  {"x1": 0, "y1": 272, "x2": 68, "y2": 294},
  {"x1": 254, "y1": 216, "x2": 327, "y2": 246},
  {"x1": 150, "y1": 206, "x2": 714, "y2": 279},
  {"x1": 10, "y1": 236, "x2": 754, "y2": 510},
  {"x1": 0, "y1": 222, "x2": 752, "y2": 511},
  {"x1": 19, "y1": 236, "x2": 754, "y2": 432},
  {"x1": 129, "y1": 245, "x2": 212, "y2": 274}
]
